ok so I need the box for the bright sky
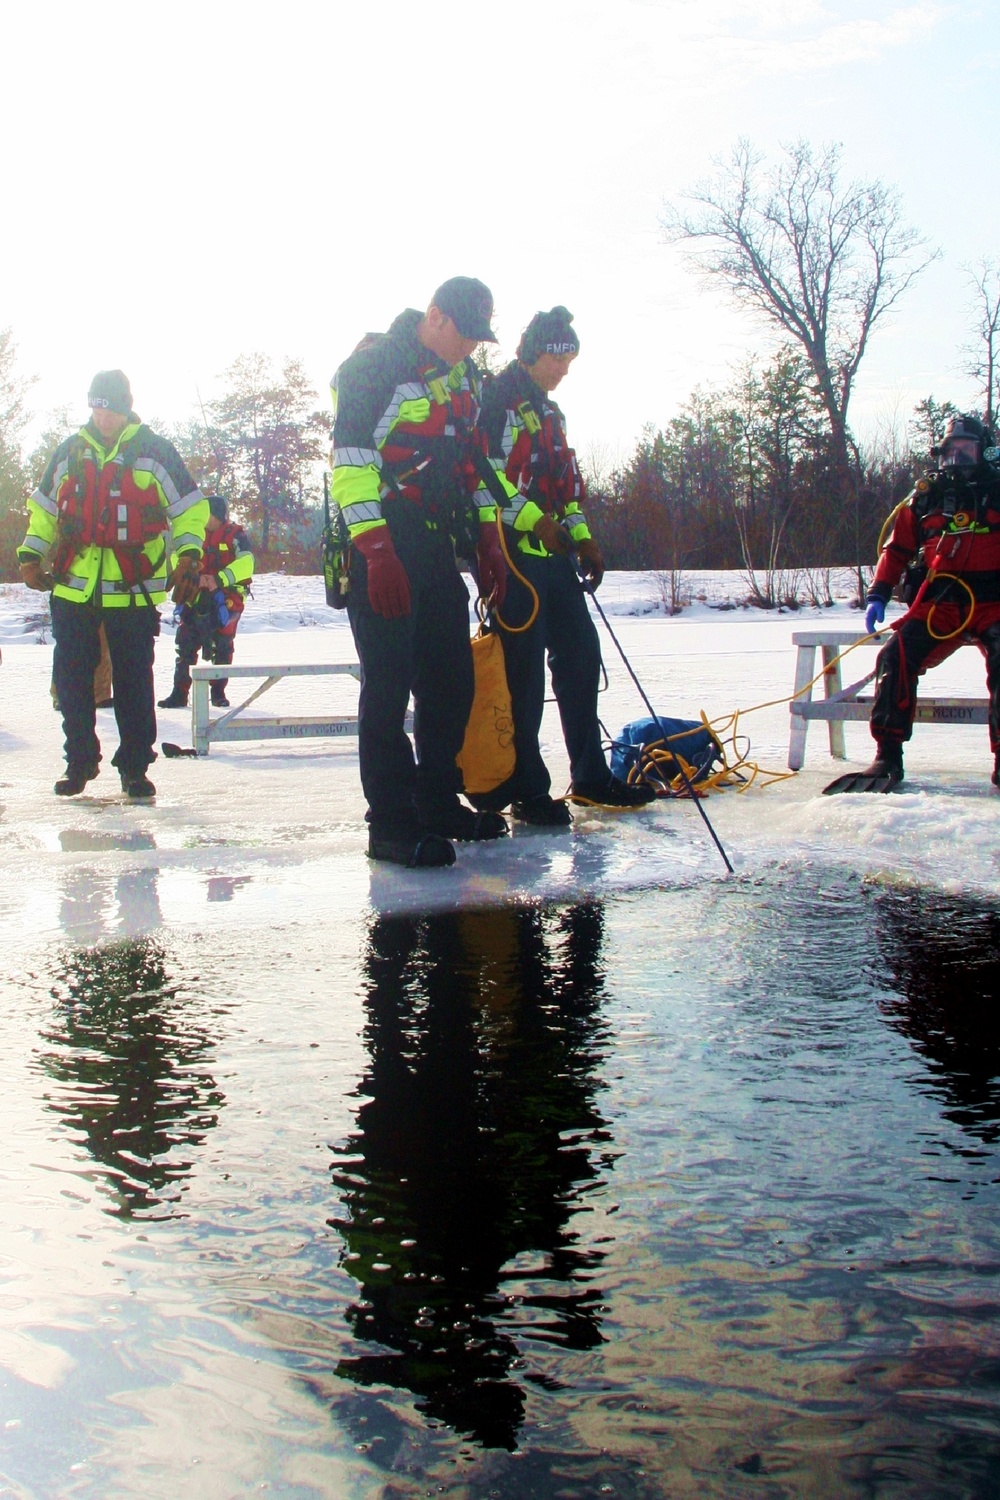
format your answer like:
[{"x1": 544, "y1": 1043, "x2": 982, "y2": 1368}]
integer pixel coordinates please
[{"x1": 4, "y1": 1, "x2": 998, "y2": 467}]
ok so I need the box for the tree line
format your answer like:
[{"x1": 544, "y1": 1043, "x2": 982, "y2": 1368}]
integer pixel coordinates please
[
  {"x1": 586, "y1": 139, "x2": 999, "y2": 603},
  {"x1": 1, "y1": 139, "x2": 998, "y2": 589},
  {"x1": 0, "y1": 346, "x2": 329, "y2": 580},
  {"x1": 585, "y1": 364, "x2": 962, "y2": 606}
]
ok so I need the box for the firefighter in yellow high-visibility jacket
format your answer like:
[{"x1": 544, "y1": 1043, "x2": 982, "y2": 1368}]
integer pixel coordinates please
[{"x1": 17, "y1": 370, "x2": 208, "y2": 799}]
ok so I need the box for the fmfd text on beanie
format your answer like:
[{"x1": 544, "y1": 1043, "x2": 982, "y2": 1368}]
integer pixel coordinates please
[
  {"x1": 517, "y1": 307, "x2": 578, "y2": 365},
  {"x1": 88, "y1": 369, "x2": 133, "y2": 416}
]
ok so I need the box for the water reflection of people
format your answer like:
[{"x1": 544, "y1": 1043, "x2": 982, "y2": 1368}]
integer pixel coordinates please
[
  {"x1": 58, "y1": 860, "x2": 161, "y2": 946},
  {"x1": 39, "y1": 935, "x2": 223, "y2": 1219},
  {"x1": 330, "y1": 902, "x2": 613, "y2": 1450},
  {"x1": 873, "y1": 887, "x2": 1000, "y2": 1148}
]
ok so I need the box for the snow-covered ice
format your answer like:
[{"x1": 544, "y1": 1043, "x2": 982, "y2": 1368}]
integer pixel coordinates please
[{"x1": 1, "y1": 567, "x2": 998, "y2": 948}]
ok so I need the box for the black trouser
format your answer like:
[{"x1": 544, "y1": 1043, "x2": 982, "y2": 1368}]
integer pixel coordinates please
[
  {"x1": 871, "y1": 613, "x2": 1000, "y2": 752},
  {"x1": 51, "y1": 597, "x2": 159, "y2": 777},
  {"x1": 347, "y1": 517, "x2": 474, "y2": 839},
  {"x1": 173, "y1": 608, "x2": 236, "y2": 692},
  {"x1": 473, "y1": 547, "x2": 607, "y2": 809}
]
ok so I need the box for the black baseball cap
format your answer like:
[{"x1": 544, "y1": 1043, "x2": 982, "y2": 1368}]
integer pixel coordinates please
[
  {"x1": 430, "y1": 277, "x2": 497, "y2": 342},
  {"x1": 88, "y1": 369, "x2": 133, "y2": 416}
]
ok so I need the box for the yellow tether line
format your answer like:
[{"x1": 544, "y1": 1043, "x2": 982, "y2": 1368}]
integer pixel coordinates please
[
  {"x1": 621, "y1": 629, "x2": 892, "y2": 799},
  {"x1": 628, "y1": 492, "x2": 976, "y2": 797},
  {"x1": 490, "y1": 507, "x2": 539, "y2": 634}
]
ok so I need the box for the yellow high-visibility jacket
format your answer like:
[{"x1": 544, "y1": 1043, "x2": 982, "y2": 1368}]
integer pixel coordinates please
[
  {"x1": 331, "y1": 309, "x2": 504, "y2": 541},
  {"x1": 19, "y1": 419, "x2": 207, "y2": 607},
  {"x1": 479, "y1": 360, "x2": 592, "y2": 557}
]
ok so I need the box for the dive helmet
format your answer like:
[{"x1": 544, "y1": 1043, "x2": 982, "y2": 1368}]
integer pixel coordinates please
[{"x1": 935, "y1": 414, "x2": 995, "y2": 468}]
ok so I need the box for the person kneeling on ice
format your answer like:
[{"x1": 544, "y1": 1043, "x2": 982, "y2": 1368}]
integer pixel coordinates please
[
  {"x1": 861, "y1": 414, "x2": 1000, "y2": 790},
  {"x1": 331, "y1": 277, "x2": 509, "y2": 868},
  {"x1": 473, "y1": 307, "x2": 655, "y2": 825},
  {"x1": 17, "y1": 369, "x2": 207, "y2": 801},
  {"x1": 159, "y1": 495, "x2": 254, "y2": 711}
]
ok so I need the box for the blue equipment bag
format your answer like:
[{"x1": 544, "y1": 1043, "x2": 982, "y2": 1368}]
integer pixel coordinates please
[{"x1": 611, "y1": 715, "x2": 724, "y2": 789}]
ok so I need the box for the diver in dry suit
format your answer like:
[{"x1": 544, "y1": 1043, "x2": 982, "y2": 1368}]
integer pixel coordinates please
[{"x1": 861, "y1": 414, "x2": 1000, "y2": 789}]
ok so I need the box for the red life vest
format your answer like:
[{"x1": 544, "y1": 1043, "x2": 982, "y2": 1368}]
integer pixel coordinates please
[
  {"x1": 53, "y1": 429, "x2": 167, "y2": 587},
  {"x1": 203, "y1": 520, "x2": 247, "y2": 617},
  {"x1": 504, "y1": 386, "x2": 584, "y2": 514},
  {"x1": 379, "y1": 358, "x2": 484, "y2": 514}
]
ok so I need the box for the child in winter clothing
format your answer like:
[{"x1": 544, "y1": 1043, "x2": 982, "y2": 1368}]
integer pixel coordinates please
[{"x1": 159, "y1": 495, "x2": 254, "y2": 710}]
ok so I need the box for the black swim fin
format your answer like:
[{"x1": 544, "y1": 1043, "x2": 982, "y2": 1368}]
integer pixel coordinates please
[
  {"x1": 822, "y1": 756, "x2": 904, "y2": 795},
  {"x1": 822, "y1": 771, "x2": 900, "y2": 795}
]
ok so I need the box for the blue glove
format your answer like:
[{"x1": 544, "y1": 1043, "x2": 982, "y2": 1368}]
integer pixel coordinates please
[{"x1": 865, "y1": 598, "x2": 886, "y2": 634}]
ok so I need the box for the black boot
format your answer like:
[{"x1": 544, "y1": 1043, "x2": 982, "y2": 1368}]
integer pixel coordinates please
[
  {"x1": 570, "y1": 775, "x2": 657, "y2": 809},
  {"x1": 421, "y1": 804, "x2": 508, "y2": 841},
  {"x1": 992, "y1": 753, "x2": 1000, "y2": 789},
  {"x1": 121, "y1": 772, "x2": 156, "y2": 800},
  {"x1": 158, "y1": 665, "x2": 190, "y2": 709},
  {"x1": 211, "y1": 682, "x2": 230, "y2": 708},
  {"x1": 368, "y1": 832, "x2": 456, "y2": 867},
  {"x1": 861, "y1": 741, "x2": 904, "y2": 786},
  {"x1": 511, "y1": 793, "x2": 573, "y2": 828},
  {"x1": 55, "y1": 764, "x2": 99, "y2": 797}
]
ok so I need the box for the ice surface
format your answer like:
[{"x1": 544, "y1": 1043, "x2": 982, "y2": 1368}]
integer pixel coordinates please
[{"x1": 2, "y1": 568, "x2": 998, "y2": 951}]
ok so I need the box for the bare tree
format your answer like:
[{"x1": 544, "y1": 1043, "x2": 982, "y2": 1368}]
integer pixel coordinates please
[
  {"x1": 205, "y1": 354, "x2": 328, "y2": 555},
  {"x1": 663, "y1": 140, "x2": 936, "y2": 482},
  {"x1": 961, "y1": 259, "x2": 1000, "y2": 430},
  {"x1": 725, "y1": 351, "x2": 823, "y2": 607}
]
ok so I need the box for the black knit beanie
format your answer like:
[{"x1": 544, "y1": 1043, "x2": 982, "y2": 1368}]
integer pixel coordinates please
[{"x1": 517, "y1": 306, "x2": 579, "y2": 365}]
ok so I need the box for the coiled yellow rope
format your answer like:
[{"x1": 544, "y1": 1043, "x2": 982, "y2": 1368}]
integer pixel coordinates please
[{"x1": 621, "y1": 631, "x2": 893, "y2": 799}]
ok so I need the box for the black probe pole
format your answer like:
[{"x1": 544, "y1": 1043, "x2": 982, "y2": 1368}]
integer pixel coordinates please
[
  {"x1": 580, "y1": 574, "x2": 734, "y2": 875},
  {"x1": 469, "y1": 446, "x2": 733, "y2": 872}
]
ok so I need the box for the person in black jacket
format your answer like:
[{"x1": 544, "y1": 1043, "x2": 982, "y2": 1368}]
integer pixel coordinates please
[
  {"x1": 331, "y1": 278, "x2": 509, "y2": 867},
  {"x1": 475, "y1": 308, "x2": 655, "y2": 825}
]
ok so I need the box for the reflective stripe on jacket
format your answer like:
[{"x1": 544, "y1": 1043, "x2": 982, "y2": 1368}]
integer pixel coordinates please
[
  {"x1": 19, "y1": 420, "x2": 207, "y2": 607},
  {"x1": 330, "y1": 309, "x2": 499, "y2": 540},
  {"x1": 478, "y1": 360, "x2": 591, "y2": 557}
]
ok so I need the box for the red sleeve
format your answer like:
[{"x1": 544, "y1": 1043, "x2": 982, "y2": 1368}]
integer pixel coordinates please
[{"x1": 873, "y1": 504, "x2": 920, "y2": 591}]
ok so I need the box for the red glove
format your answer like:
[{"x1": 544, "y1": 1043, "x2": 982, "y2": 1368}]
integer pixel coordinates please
[
  {"x1": 476, "y1": 522, "x2": 507, "y2": 607},
  {"x1": 353, "y1": 527, "x2": 411, "y2": 619},
  {"x1": 533, "y1": 512, "x2": 572, "y2": 556},
  {"x1": 577, "y1": 537, "x2": 605, "y2": 590}
]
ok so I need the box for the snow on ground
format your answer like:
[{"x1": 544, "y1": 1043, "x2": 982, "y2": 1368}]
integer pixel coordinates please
[{"x1": 1, "y1": 568, "x2": 998, "y2": 949}]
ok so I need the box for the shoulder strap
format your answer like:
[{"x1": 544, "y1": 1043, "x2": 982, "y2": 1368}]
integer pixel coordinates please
[{"x1": 118, "y1": 424, "x2": 152, "y2": 468}]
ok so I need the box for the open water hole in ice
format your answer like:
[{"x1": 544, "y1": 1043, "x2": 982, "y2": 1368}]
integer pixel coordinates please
[{"x1": 2, "y1": 871, "x2": 1000, "y2": 1499}]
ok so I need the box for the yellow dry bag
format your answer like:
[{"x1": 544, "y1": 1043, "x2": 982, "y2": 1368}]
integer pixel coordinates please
[{"x1": 456, "y1": 629, "x2": 515, "y2": 794}]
